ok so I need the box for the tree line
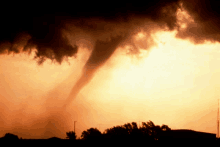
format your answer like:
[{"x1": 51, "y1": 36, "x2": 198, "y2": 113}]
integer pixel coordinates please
[
  {"x1": 66, "y1": 120, "x2": 171, "y2": 142},
  {"x1": 0, "y1": 120, "x2": 171, "y2": 142}
]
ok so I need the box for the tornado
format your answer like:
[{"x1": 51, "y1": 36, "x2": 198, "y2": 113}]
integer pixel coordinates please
[
  {"x1": 2, "y1": 0, "x2": 220, "y2": 139},
  {"x1": 63, "y1": 35, "x2": 127, "y2": 108}
]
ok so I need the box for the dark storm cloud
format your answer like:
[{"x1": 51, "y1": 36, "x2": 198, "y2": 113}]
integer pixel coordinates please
[
  {"x1": 0, "y1": 1, "x2": 180, "y2": 64},
  {"x1": 1, "y1": 1, "x2": 220, "y2": 63},
  {"x1": 177, "y1": 0, "x2": 220, "y2": 43}
]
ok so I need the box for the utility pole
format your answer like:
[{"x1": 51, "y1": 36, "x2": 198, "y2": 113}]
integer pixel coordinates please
[
  {"x1": 217, "y1": 99, "x2": 219, "y2": 138},
  {"x1": 74, "y1": 121, "x2": 77, "y2": 133}
]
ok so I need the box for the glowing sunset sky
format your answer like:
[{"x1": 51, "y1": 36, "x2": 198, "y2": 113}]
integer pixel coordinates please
[{"x1": 0, "y1": 0, "x2": 220, "y2": 139}]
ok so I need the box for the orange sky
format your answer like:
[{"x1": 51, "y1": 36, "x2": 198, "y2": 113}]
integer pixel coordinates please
[
  {"x1": 0, "y1": 28, "x2": 220, "y2": 139},
  {"x1": 1, "y1": 7, "x2": 220, "y2": 139}
]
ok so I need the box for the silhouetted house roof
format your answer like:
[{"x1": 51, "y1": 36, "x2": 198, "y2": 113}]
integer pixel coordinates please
[
  {"x1": 48, "y1": 137, "x2": 62, "y2": 140},
  {"x1": 160, "y1": 129, "x2": 216, "y2": 141}
]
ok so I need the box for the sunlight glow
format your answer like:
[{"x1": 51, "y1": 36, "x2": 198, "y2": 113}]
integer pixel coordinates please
[
  {"x1": 79, "y1": 30, "x2": 220, "y2": 134},
  {"x1": 1, "y1": 25, "x2": 220, "y2": 138}
]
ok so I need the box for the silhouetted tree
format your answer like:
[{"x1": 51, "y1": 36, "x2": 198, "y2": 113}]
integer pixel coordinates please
[
  {"x1": 130, "y1": 122, "x2": 143, "y2": 140},
  {"x1": 80, "y1": 121, "x2": 171, "y2": 142},
  {"x1": 140, "y1": 120, "x2": 171, "y2": 141},
  {"x1": 2, "y1": 133, "x2": 19, "y2": 140},
  {"x1": 123, "y1": 123, "x2": 132, "y2": 133},
  {"x1": 66, "y1": 131, "x2": 77, "y2": 140},
  {"x1": 103, "y1": 125, "x2": 128, "y2": 141},
  {"x1": 81, "y1": 128, "x2": 102, "y2": 141},
  {"x1": 161, "y1": 124, "x2": 171, "y2": 131},
  {"x1": 103, "y1": 122, "x2": 145, "y2": 142}
]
